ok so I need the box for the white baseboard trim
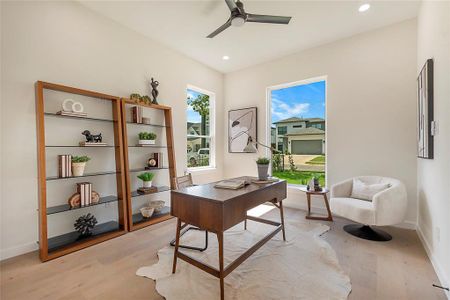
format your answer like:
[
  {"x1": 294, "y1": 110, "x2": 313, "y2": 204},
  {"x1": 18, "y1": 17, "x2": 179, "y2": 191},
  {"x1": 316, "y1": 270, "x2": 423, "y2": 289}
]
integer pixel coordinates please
[
  {"x1": 0, "y1": 242, "x2": 38, "y2": 261},
  {"x1": 417, "y1": 225, "x2": 450, "y2": 299}
]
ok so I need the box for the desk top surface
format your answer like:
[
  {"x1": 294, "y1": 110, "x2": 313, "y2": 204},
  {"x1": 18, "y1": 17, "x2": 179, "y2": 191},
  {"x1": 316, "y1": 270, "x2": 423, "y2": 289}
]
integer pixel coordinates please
[{"x1": 171, "y1": 176, "x2": 286, "y2": 202}]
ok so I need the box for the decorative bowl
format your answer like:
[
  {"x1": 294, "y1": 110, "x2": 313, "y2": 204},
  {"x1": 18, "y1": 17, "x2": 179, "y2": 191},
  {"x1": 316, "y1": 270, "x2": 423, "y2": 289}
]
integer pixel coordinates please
[
  {"x1": 148, "y1": 200, "x2": 165, "y2": 213},
  {"x1": 140, "y1": 207, "x2": 155, "y2": 218}
]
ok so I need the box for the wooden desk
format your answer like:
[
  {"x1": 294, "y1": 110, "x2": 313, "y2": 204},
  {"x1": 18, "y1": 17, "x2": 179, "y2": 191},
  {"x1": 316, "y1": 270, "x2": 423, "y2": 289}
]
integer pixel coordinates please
[{"x1": 171, "y1": 176, "x2": 287, "y2": 300}]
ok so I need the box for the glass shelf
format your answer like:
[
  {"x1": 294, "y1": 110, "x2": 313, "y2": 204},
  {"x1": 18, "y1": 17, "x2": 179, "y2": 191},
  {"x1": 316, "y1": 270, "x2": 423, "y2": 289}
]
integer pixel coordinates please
[
  {"x1": 126, "y1": 121, "x2": 168, "y2": 128},
  {"x1": 46, "y1": 195, "x2": 118, "y2": 215},
  {"x1": 44, "y1": 112, "x2": 115, "y2": 123},
  {"x1": 46, "y1": 171, "x2": 119, "y2": 181},
  {"x1": 128, "y1": 145, "x2": 168, "y2": 148},
  {"x1": 129, "y1": 167, "x2": 168, "y2": 173},
  {"x1": 131, "y1": 186, "x2": 170, "y2": 198},
  {"x1": 46, "y1": 145, "x2": 117, "y2": 148},
  {"x1": 132, "y1": 206, "x2": 170, "y2": 225},
  {"x1": 47, "y1": 221, "x2": 121, "y2": 253}
]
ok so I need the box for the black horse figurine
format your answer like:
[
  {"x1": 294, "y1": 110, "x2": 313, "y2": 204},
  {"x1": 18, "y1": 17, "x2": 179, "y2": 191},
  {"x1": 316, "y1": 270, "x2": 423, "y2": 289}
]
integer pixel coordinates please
[{"x1": 81, "y1": 130, "x2": 102, "y2": 143}]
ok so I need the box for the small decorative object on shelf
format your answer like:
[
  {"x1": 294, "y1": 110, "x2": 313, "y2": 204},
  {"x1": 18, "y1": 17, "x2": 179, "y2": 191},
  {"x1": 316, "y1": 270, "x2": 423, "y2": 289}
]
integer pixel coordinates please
[
  {"x1": 148, "y1": 200, "x2": 165, "y2": 213},
  {"x1": 74, "y1": 213, "x2": 98, "y2": 236},
  {"x1": 138, "y1": 132, "x2": 157, "y2": 145},
  {"x1": 256, "y1": 157, "x2": 270, "y2": 180},
  {"x1": 140, "y1": 206, "x2": 155, "y2": 218},
  {"x1": 147, "y1": 152, "x2": 163, "y2": 168},
  {"x1": 307, "y1": 177, "x2": 322, "y2": 192},
  {"x1": 81, "y1": 130, "x2": 102, "y2": 143},
  {"x1": 137, "y1": 172, "x2": 155, "y2": 189},
  {"x1": 57, "y1": 99, "x2": 87, "y2": 117},
  {"x1": 77, "y1": 182, "x2": 92, "y2": 206},
  {"x1": 67, "y1": 190, "x2": 100, "y2": 208},
  {"x1": 142, "y1": 117, "x2": 151, "y2": 124},
  {"x1": 129, "y1": 94, "x2": 152, "y2": 105},
  {"x1": 71, "y1": 155, "x2": 91, "y2": 176},
  {"x1": 131, "y1": 106, "x2": 143, "y2": 123},
  {"x1": 150, "y1": 77, "x2": 159, "y2": 105},
  {"x1": 58, "y1": 154, "x2": 72, "y2": 178}
]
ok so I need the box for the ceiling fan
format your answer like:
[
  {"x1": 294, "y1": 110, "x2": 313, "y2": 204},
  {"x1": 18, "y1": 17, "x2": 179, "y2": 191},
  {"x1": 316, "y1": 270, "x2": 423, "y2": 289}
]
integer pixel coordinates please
[{"x1": 207, "y1": 0, "x2": 292, "y2": 38}]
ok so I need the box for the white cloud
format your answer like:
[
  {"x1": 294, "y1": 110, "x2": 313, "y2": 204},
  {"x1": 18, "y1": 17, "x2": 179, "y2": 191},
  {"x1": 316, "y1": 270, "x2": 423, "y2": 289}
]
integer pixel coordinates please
[{"x1": 272, "y1": 98, "x2": 310, "y2": 121}]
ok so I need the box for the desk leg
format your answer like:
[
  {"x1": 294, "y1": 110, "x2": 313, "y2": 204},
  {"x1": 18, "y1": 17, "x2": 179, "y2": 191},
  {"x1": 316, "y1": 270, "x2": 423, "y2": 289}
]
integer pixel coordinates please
[
  {"x1": 307, "y1": 193, "x2": 311, "y2": 216},
  {"x1": 217, "y1": 231, "x2": 225, "y2": 300},
  {"x1": 172, "y1": 218, "x2": 182, "y2": 274},
  {"x1": 324, "y1": 193, "x2": 333, "y2": 221},
  {"x1": 244, "y1": 213, "x2": 247, "y2": 230},
  {"x1": 279, "y1": 200, "x2": 286, "y2": 241}
]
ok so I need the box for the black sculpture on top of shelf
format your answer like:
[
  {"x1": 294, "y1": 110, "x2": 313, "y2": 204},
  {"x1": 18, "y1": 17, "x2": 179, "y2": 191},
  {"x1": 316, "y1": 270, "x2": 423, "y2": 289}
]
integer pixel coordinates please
[
  {"x1": 150, "y1": 77, "x2": 159, "y2": 105},
  {"x1": 82, "y1": 130, "x2": 102, "y2": 143},
  {"x1": 74, "y1": 213, "x2": 98, "y2": 236}
]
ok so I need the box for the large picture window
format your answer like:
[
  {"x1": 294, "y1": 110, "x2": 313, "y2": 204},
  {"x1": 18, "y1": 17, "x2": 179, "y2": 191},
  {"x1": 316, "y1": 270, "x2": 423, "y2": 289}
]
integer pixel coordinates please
[
  {"x1": 269, "y1": 78, "x2": 326, "y2": 186},
  {"x1": 186, "y1": 86, "x2": 215, "y2": 169}
]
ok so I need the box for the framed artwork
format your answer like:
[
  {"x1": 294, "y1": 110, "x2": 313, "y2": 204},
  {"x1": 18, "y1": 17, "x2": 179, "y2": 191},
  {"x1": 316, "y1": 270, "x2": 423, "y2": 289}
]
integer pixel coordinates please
[
  {"x1": 228, "y1": 107, "x2": 257, "y2": 153},
  {"x1": 417, "y1": 58, "x2": 434, "y2": 159}
]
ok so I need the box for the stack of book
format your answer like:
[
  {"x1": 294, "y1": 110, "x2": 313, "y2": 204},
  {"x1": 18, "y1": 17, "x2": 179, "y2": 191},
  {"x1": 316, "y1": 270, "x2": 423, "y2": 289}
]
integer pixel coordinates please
[
  {"x1": 56, "y1": 110, "x2": 87, "y2": 118},
  {"x1": 215, "y1": 179, "x2": 250, "y2": 190},
  {"x1": 77, "y1": 182, "x2": 92, "y2": 206},
  {"x1": 131, "y1": 106, "x2": 143, "y2": 123},
  {"x1": 58, "y1": 155, "x2": 72, "y2": 178}
]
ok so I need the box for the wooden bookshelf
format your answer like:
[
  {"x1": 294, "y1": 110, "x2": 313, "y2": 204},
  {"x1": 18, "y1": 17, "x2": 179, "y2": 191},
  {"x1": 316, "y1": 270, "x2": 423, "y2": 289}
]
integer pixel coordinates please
[
  {"x1": 35, "y1": 81, "x2": 128, "y2": 261},
  {"x1": 120, "y1": 98, "x2": 176, "y2": 231}
]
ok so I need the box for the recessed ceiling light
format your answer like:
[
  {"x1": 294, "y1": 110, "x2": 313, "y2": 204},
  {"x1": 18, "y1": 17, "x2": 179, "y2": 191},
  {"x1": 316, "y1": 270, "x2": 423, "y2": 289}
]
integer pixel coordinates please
[
  {"x1": 222, "y1": 55, "x2": 230, "y2": 60},
  {"x1": 358, "y1": 3, "x2": 370, "y2": 12}
]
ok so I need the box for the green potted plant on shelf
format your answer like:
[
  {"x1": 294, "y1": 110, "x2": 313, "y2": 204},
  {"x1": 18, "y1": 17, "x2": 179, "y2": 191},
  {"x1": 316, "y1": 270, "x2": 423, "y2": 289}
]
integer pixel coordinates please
[
  {"x1": 256, "y1": 157, "x2": 270, "y2": 180},
  {"x1": 138, "y1": 132, "x2": 157, "y2": 145},
  {"x1": 71, "y1": 156, "x2": 91, "y2": 176},
  {"x1": 137, "y1": 172, "x2": 155, "y2": 188}
]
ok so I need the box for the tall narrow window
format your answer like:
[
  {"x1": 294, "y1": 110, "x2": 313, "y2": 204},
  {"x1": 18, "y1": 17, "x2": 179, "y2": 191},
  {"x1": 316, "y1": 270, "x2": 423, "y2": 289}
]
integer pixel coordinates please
[
  {"x1": 186, "y1": 86, "x2": 215, "y2": 169},
  {"x1": 270, "y1": 79, "x2": 326, "y2": 186}
]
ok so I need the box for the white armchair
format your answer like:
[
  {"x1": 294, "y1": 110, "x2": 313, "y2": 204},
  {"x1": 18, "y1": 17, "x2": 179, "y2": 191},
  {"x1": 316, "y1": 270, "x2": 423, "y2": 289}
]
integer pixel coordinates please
[{"x1": 330, "y1": 176, "x2": 407, "y2": 241}]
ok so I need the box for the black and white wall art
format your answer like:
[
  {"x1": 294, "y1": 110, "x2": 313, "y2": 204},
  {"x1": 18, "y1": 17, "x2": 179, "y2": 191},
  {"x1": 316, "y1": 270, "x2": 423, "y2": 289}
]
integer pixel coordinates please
[
  {"x1": 228, "y1": 107, "x2": 257, "y2": 153},
  {"x1": 417, "y1": 58, "x2": 434, "y2": 159}
]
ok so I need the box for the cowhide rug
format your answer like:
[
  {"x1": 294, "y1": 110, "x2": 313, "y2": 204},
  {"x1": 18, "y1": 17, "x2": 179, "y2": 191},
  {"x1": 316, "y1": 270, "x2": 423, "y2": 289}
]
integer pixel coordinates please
[{"x1": 137, "y1": 219, "x2": 351, "y2": 300}]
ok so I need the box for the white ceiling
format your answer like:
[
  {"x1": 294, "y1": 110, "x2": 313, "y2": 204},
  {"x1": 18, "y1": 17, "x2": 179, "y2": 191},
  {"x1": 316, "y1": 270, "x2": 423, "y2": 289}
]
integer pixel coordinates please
[{"x1": 81, "y1": 0, "x2": 420, "y2": 73}]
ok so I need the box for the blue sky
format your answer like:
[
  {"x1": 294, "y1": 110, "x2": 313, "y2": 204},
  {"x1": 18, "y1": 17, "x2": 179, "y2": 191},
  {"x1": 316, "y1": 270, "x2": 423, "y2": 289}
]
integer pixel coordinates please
[
  {"x1": 187, "y1": 88, "x2": 203, "y2": 123},
  {"x1": 271, "y1": 80, "x2": 325, "y2": 123}
]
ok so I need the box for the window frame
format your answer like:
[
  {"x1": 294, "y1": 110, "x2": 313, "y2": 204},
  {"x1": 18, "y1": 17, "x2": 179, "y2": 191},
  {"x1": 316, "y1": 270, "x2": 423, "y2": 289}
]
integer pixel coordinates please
[
  {"x1": 186, "y1": 84, "x2": 216, "y2": 172},
  {"x1": 266, "y1": 76, "x2": 328, "y2": 187}
]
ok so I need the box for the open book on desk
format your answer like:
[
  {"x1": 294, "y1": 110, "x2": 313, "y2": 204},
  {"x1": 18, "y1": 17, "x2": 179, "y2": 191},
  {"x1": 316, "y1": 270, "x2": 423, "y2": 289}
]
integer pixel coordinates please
[{"x1": 214, "y1": 179, "x2": 250, "y2": 190}]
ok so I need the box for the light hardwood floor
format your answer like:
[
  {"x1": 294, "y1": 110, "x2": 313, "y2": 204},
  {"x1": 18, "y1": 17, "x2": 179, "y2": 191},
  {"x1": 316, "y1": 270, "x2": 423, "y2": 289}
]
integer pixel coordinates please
[{"x1": 1, "y1": 208, "x2": 446, "y2": 300}]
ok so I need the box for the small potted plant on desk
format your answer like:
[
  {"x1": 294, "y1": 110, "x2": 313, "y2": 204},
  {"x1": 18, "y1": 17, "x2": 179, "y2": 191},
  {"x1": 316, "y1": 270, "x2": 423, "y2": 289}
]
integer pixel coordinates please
[
  {"x1": 72, "y1": 156, "x2": 91, "y2": 176},
  {"x1": 256, "y1": 157, "x2": 270, "y2": 180},
  {"x1": 138, "y1": 132, "x2": 157, "y2": 146}
]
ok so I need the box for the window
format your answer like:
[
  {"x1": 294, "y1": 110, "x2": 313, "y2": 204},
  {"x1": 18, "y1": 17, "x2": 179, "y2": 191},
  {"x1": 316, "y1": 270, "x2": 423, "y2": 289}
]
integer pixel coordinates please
[
  {"x1": 186, "y1": 86, "x2": 215, "y2": 169},
  {"x1": 269, "y1": 78, "x2": 326, "y2": 186},
  {"x1": 277, "y1": 126, "x2": 287, "y2": 135}
]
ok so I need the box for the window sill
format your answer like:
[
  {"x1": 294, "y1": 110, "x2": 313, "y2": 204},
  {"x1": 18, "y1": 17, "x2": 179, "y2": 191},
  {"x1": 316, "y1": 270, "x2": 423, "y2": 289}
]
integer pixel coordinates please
[{"x1": 187, "y1": 166, "x2": 217, "y2": 173}]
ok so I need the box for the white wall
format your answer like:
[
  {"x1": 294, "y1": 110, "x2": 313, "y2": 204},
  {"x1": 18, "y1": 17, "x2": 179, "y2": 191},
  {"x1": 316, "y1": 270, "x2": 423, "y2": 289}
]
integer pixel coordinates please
[
  {"x1": 0, "y1": 1, "x2": 224, "y2": 259},
  {"x1": 224, "y1": 19, "x2": 418, "y2": 227},
  {"x1": 416, "y1": 1, "x2": 450, "y2": 296}
]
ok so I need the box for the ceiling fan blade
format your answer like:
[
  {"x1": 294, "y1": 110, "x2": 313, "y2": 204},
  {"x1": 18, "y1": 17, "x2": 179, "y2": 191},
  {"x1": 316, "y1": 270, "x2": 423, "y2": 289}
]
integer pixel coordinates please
[
  {"x1": 206, "y1": 19, "x2": 232, "y2": 38},
  {"x1": 225, "y1": 0, "x2": 238, "y2": 11},
  {"x1": 246, "y1": 14, "x2": 291, "y2": 24}
]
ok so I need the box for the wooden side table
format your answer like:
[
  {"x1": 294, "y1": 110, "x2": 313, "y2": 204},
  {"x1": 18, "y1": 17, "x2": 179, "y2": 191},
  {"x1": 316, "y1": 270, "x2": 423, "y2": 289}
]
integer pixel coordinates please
[{"x1": 299, "y1": 187, "x2": 333, "y2": 221}]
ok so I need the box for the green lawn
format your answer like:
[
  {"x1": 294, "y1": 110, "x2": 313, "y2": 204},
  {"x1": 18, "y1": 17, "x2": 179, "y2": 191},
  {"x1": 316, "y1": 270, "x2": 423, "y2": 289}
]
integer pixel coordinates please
[
  {"x1": 305, "y1": 155, "x2": 326, "y2": 165},
  {"x1": 273, "y1": 170, "x2": 325, "y2": 186}
]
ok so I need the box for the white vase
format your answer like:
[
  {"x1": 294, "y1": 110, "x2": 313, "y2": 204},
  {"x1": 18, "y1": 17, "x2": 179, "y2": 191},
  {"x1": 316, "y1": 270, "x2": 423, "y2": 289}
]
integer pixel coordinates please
[
  {"x1": 139, "y1": 139, "x2": 156, "y2": 145},
  {"x1": 72, "y1": 162, "x2": 86, "y2": 177},
  {"x1": 143, "y1": 180, "x2": 153, "y2": 188}
]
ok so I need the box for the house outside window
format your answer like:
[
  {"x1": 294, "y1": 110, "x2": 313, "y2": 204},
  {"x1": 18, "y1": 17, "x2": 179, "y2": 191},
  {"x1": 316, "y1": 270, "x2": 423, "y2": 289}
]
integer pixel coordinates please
[{"x1": 186, "y1": 86, "x2": 215, "y2": 169}]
